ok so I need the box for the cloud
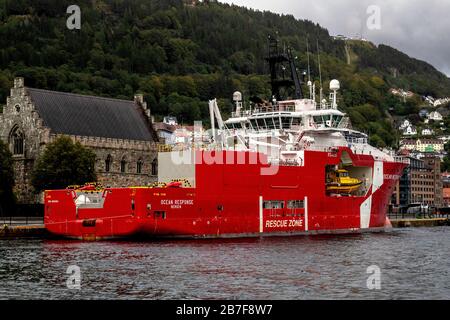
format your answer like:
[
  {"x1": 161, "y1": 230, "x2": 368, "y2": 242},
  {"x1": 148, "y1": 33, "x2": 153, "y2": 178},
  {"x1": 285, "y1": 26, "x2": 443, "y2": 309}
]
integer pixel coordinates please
[{"x1": 220, "y1": 0, "x2": 450, "y2": 77}]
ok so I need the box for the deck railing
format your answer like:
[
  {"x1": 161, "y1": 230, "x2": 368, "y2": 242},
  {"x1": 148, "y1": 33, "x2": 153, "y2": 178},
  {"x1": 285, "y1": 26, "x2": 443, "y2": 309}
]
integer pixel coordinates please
[
  {"x1": 1, "y1": 216, "x2": 44, "y2": 226},
  {"x1": 388, "y1": 211, "x2": 450, "y2": 220}
]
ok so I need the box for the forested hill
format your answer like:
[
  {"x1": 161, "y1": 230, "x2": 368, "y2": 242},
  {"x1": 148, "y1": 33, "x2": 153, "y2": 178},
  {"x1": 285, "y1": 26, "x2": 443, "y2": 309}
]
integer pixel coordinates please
[{"x1": 1, "y1": 0, "x2": 449, "y2": 148}]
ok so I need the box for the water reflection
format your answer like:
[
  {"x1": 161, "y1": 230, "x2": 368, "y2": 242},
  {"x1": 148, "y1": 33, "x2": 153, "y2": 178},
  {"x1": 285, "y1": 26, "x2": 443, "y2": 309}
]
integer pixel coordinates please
[{"x1": 0, "y1": 228, "x2": 449, "y2": 299}]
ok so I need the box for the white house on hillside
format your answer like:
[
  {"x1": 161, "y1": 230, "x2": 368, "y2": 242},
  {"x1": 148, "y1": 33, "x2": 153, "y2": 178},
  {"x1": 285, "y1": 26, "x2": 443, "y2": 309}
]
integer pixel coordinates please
[
  {"x1": 403, "y1": 125, "x2": 417, "y2": 136},
  {"x1": 399, "y1": 119, "x2": 411, "y2": 130},
  {"x1": 434, "y1": 98, "x2": 450, "y2": 107},
  {"x1": 428, "y1": 111, "x2": 443, "y2": 122}
]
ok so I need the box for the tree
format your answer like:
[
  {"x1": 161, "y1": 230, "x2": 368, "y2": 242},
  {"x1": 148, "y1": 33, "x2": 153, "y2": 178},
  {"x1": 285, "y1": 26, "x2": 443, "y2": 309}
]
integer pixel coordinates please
[
  {"x1": 0, "y1": 140, "x2": 15, "y2": 213},
  {"x1": 31, "y1": 136, "x2": 97, "y2": 192},
  {"x1": 445, "y1": 141, "x2": 450, "y2": 154},
  {"x1": 443, "y1": 141, "x2": 450, "y2": 173},
  {"x1": 442, "y1": 157, "x2": 450, "y2": 173}
]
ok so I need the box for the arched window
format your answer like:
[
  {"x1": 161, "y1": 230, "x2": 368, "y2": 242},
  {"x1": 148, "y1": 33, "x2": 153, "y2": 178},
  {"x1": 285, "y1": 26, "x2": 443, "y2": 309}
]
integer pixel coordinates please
[
  {"x1": 105, "y1": 155, "x2": 112, "y2": 173},
  {"x1": 10, "y1": 127, "x2": 24, "y2": 155},
  {"x1": 120, "y1": 156, "x2": 127, "y2": 173},
  {"x1": 151, "y1": 159, "x2": 158, "y2": 176},
  {"x1": 137, "y1": 159, "x2": 143, "y2": 174}
]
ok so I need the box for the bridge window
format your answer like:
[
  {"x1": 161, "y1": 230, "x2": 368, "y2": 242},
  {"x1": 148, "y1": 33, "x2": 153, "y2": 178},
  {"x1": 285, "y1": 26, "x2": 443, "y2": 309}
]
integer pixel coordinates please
[
  {"x1": 314, "y1": 115, "x2": 344, "y2": 128},
  {"x1": 332, "y1": 115, "x2": 343, "y2": 127},
  {"x1": 272, "y1": 117, "x2": 280, "y2": 129},
  {"x1": 281, "y1": 117, "x2": 292, "y2": 129},
  {"x1": 256, "y1": 118, "x2": 266, "y2": 130},
  {"x1": 292, "y1": 117, "x2": 302, "y2": 126}
]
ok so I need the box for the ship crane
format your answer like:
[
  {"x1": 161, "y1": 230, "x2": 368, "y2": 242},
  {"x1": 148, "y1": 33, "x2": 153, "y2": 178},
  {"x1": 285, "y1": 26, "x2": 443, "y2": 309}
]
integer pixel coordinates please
[
  {"x1": 209, "y1": 98, "x2": 249, "y2": 151},
  {"x1": 208, "y1": 98, "x2": 224, "y2": 144}
]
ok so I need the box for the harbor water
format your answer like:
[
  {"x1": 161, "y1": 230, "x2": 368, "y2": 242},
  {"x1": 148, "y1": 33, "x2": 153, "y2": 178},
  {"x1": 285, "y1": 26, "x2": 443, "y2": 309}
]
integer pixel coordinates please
[{"x1": 0, "y1": 227, "x2": 449, "y2": 300}]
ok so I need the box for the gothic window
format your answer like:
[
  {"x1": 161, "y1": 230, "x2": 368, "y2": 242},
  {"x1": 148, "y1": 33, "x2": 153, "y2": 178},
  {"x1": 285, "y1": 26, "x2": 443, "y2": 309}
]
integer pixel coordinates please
[
  {"x1": 151, "y1": 159, "x2": 158, "y2": 176},
  {"x1": 105, "y1": 155, "x2": 112, "y2": 173},
  {"x1": 15, "y1": 104, "x2": 20, "y2": 113},
  {"x1": 120, "y1": 156, "x2": 127, "y2": 173},
  {"x1": 10, "y1": 127, "x2": 24, "y2": 155},
  {"x1": 137, "y1": 159, "x2": 143, "y2": 174}
]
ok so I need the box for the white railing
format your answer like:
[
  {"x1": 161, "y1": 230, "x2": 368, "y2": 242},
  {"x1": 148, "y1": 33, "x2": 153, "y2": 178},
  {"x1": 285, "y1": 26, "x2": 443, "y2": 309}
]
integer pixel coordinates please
[{"x1": 346, "y1": 137, "x2": 368, "y2": 145}]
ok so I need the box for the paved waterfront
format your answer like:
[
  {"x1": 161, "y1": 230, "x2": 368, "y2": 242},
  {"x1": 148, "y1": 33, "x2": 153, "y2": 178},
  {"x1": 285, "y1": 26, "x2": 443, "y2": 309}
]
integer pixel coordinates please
[{"x1": 0, "y1": 227, "x2": 449, "y2": 299}]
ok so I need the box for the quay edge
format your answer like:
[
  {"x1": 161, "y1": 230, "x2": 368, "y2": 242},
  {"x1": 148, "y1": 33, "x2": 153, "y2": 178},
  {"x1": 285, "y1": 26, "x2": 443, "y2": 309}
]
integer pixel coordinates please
[
  {"x1": 0, "y1": 225, "x2": 50, "y2": 239},
  {"x1": 391, "y1": 218, "x2": 450, "y2": 228}
]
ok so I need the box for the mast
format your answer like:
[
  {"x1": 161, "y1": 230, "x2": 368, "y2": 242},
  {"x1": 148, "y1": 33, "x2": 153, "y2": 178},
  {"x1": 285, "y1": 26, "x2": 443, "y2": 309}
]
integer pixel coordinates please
[
  {"x1": 306, "y1": 36, "x2": 313, "y2": 100},
  {"x1": 266, "y1": 35, "x2": 303, "y2": 101},
  {"x1": 317, "y1": 40, "x2": 324, "y2": 108}
]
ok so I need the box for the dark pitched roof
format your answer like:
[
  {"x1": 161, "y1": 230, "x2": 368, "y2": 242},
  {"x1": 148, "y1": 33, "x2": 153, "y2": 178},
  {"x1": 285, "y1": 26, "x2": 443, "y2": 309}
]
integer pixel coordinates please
[
  {"x1": 153, "y1": 122, "x2": 177, "y2": 133},
  {"x1": 26, "y1": 88, "x2": 155, "y2": 141}
]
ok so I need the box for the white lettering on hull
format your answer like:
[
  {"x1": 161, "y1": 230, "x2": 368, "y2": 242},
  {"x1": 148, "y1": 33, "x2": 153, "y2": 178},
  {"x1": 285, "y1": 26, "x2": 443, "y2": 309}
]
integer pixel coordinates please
[
  {"x1": 265, "y1": 220, "x2": 303, "y2": 228},
  {"x1": 161, "y1": 199, "x2": 194, "y2": 209}
]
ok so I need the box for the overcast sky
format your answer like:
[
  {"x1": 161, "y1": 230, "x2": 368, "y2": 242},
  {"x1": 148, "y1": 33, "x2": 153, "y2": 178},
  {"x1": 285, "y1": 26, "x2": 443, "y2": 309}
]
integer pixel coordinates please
[{"x1": 221, "y1": 0, "x2": 450, "y2": 77}]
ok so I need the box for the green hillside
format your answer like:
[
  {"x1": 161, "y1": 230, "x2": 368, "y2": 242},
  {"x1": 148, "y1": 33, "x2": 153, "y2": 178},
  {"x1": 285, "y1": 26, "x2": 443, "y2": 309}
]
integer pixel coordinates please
[{"x1": 0, "y1": 0, "x2": 449, "y2": 148}]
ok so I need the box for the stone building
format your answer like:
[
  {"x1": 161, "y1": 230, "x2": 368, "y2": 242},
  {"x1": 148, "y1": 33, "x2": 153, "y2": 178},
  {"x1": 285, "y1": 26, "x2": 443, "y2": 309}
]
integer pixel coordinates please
[{"x1": 0, "y1": 78, "x2": 159, "y2": 204}]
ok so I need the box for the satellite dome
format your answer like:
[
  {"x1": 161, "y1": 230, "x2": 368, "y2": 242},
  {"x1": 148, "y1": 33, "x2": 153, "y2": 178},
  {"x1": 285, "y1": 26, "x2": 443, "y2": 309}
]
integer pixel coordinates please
[
  {"x1": 330, "y1": 79, "x2": 340, "y2": 91},
  {"x1": 233, "y1": 91, "x2": 242, "y2": 101}
]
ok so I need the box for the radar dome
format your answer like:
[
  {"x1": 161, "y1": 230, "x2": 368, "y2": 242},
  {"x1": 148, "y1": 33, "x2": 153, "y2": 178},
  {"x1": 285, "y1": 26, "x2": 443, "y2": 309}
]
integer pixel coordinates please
[
  {"x1": 233, "y1": 91, "x2": 242, "y2": 101},
  {"x1": 330, "y1": 79, "x2": 340, "y2": 91}
]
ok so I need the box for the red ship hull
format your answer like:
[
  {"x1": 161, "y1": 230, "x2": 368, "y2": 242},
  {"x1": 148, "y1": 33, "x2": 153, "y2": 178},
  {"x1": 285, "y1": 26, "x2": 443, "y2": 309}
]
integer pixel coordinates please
[{"x1": 44, "y1": 148, "x2": 406, "y2": 240}]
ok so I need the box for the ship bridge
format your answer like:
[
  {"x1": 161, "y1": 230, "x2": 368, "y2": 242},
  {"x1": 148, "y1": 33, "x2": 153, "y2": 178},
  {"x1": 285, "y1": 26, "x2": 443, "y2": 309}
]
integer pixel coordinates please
[{"x1": 224, "y1": 104, "x2": 348, "y2": 133}]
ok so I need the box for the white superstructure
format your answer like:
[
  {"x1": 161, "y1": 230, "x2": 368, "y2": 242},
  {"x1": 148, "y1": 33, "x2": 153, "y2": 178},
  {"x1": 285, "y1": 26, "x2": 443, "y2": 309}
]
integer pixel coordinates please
[{"x1": 209, "y1": 79, "x2": 395, "y2": 164}]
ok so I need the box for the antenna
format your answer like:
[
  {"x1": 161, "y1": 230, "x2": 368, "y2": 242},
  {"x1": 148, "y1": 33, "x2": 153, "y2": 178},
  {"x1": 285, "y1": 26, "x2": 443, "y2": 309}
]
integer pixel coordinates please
[
  {"x1": 317, "y1": 40, "x2": 324, "y2": 109},
  {"x1": 306, "y1": 36, "x2": 313, "y2": 100}
]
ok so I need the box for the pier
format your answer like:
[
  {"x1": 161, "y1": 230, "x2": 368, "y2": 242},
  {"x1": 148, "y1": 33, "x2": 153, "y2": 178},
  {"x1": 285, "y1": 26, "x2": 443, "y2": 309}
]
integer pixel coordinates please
[
  {"x1": 0, "y1": 217, "x2": 48, "y2": 239},
  {"x1": 0, "y1": 225, "x2": 48, "y2": 238},
  {"x1": 391, "y1": 218, "x2": 450, "y2": 228},
  {"x1": 389, "y1": 212, "x2": 450, "y2": 228}
]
